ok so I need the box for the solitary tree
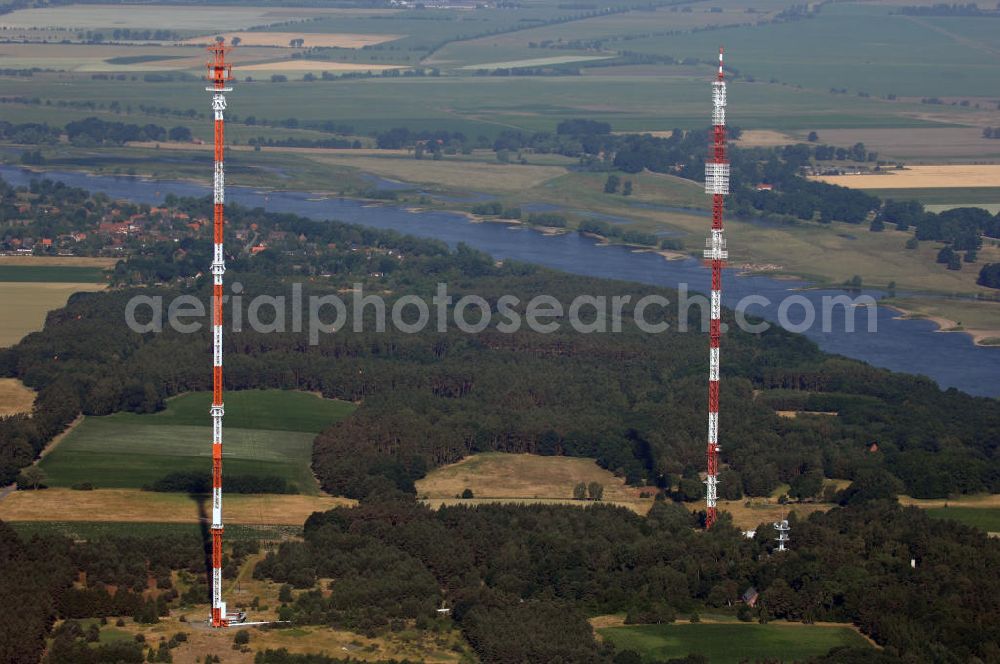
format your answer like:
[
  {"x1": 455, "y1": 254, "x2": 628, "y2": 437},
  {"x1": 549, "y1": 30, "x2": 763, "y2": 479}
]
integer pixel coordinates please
[
  {"x1": 622, "y1": 180, "x2": 633, "y2": 196},
  {"x1": 573, "y1": 482, "x2": 587, "y2": 500},
  {"x1": 18, "y1": 465, "x2": 45, "y2": 490},
  {"x1": 604, "y1": 174, "x2": 620, "y2": 194},
  {"x1": 587, "y1": 481, "x2": 604, "y2": 501}
]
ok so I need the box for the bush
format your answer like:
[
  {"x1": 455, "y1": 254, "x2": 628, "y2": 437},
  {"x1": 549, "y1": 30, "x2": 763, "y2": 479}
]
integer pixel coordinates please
[
  {"x1": 625, "y1": 602, "x2": 676, "y2": 624},
  {"x1": 233, "y1": 629, "x2": 250, "y2": 645},
  {"x1": 461, "y1": 488, "x2": 474, "y2": 499}
]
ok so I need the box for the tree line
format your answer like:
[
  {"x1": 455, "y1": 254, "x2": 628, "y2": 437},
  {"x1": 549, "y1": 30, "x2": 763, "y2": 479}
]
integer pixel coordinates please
[
  {"x1": 4, "y1": 192, "x2": 1000, "y2": 502},
  {"x1": 251, "y1": 494, "x2": 1000, "y2": 663}
]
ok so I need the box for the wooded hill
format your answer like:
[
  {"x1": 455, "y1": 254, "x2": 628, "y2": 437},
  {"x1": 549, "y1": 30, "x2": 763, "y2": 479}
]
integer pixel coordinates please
[{"x1": 2, "y1": 197, "x2": 999, "y2": 500}]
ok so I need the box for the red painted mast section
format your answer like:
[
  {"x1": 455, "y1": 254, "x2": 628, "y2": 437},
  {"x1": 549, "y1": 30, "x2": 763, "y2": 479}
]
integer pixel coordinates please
[
  {"x1": 207, "y1": 43, "x2": 232, "y2": 628},
  {"x1": 704, "y1": 48, "x2": 728, "y2": 529}
]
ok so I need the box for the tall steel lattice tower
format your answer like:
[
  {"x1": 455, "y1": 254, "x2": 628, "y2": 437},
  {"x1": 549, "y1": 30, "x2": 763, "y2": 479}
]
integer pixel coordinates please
[
  {"x1": 207, "y1": 43, "x2": 233, "y2": 628},
  {"x1": 703, "y1": 48, "x2": 728, "y2": 529}
]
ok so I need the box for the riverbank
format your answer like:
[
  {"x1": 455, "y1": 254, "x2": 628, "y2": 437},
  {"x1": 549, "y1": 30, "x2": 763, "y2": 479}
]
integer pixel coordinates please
[
  {"x1": 883, "y1": 298, "x2": 1000, "y2": 347},
  {"x1": 1, "y1": 163, "x2": 998, "y2": 396}
]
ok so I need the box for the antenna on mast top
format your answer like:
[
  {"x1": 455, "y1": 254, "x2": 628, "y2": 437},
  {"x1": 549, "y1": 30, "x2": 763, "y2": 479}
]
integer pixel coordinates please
[{"x1": 206, "y1": 41, "x2": 233, "y2": 92}]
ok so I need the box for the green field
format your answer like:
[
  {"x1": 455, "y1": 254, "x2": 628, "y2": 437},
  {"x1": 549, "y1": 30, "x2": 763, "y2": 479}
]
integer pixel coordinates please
[
  {"x1": 113, "y1": 390, "x2": 356, "y2": 433},
  {"x1": 867, "y1": 188, "x2": 1000, "y2": 206},
  {"x1": 927, "y1": 507, "x2": 1000, "y2": 533},
  {"x1": 7, "y1": 520, "x2": 299, "y2": 541},
  {"x1": 38, "y1": 390, "x2": 355, "y2": 493},
  {"x1": 0, "y1": 265, "x2": 108, "y2": 282},
  {"x1": 621, "y1": 3, "x2": 1000, "y2": 98},
  {"x1": 599, "y1": 622, "x2": 871, "y2": 663}
]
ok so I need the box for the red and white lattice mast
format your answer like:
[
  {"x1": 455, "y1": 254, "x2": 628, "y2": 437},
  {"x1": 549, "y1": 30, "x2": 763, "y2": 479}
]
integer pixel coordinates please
[
  {"x1": 207, "y1": 43, "x2": 233, "y2": 628},
  {"x1": 703, "y1": 48, "x2": 728, "y2": 529}
]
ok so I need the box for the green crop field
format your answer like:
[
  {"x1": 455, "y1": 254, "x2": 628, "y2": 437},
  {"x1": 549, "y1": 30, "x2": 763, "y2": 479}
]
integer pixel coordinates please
[
  {"x1": 927, "y1": 507, "x2": 1000, "y2": 533},
  {"x1": 620, "y1": 3, "x2": 1000, "y2": 98},
  {"x1": 38, "y1": 390, "x2": 355, "y2": 493},
  {"x1": 598, "y1": 622, "x2": 871, "y2": 663},
  {"x1": 39, "y1": 421, "x2": 319, "y2": 491},
  {"x1": 110, "y1": 390, "x2": 356, "y2": 433},
  {"x1": 867, "y1": 188, "x2": 1000, "y2": 206},
  {"x1": 0, "y1": 265, "x2": 107, "y2": 283}
]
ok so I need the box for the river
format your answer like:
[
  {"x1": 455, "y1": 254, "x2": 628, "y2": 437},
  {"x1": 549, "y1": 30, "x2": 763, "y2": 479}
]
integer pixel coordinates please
[{"x1": 4, "y1": 165, "x2": 998, "y2": 398}]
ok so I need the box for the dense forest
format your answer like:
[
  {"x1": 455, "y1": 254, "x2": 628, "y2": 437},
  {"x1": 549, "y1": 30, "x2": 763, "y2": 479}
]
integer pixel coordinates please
[
  {"x1": 0, "y1": 520, "x2": 258, "y2": 664},
  {"x1": 2, "y1": 187, "x2": 1000, "y2": 661},
  {"x1": 4, "y1": 497, "x2": 1000, "y2": 663},
  {"x1": 3, "y1": 193, "x2": 1000, "y2": 499},
  {"x1": 253, "y1": 497, "x2": 1000, "y2": 663}
]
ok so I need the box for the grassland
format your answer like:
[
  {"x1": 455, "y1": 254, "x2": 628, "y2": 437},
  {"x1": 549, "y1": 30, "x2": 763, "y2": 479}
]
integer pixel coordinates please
[
  {"x1": 0, "y1": 488, "x2": 351, "y2": 524},
  {"x1": 0, "y1": 264, "x2": 107, "y2": 282},
  {"x1": 0, "y1": 377, "x2": 34, "y2": 416},
  {"x1": 0, "y1": 69, "x2": 957, "y2": 136},
  {"x1": 867, "y1": 187, "x2": 1000, "y2": 206},
  {"x1": 416, "y1": 452, "x2": 656, "y2": 512},
  {"x1": 695, "y1": 499, "x2": 832, "y2": 530},
  {"x1": 185, "y1": 31, "x2": 402, "y2": 49},
  {"x1": 801, "y1": 128, "x2": 1000, "y2": 163},
  {"x1": 115, "y1": 390, "x2": 356, "y2": 434},
  {"x1": 0, "y1": 5, "x2": 374, "y2": 32},
  {"x1": 62, "y1": 552, "x2": 474, "y2": 664},
  {"x1": 0, "y1": 258, "x2": 113, "y2": 344},
  {"x1": 620, "y1": 3, "x2": 1000, "y2": 98},
  {"x1": 927, "y1": 507, "x2": 1000, "y2": 533},
  {"x1": 39, "y1": 421, "x2": 321, "y2": 491},
  {"x1": 37, "y1": 390, "x2": 355, "y2": 492},
  {"x1": 597, "y1": 621, "x2": 872, "y2": 663},
  {"x1": 0, "y1": 282, "x2": 107, "y2": 346}
]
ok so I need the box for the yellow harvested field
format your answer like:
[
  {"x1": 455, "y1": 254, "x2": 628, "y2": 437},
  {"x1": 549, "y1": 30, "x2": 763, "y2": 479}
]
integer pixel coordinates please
[
  {"x1": 738, "y1": 130, "x2": 797, "y2": 147},
  {"x1": 812, "y1": 164, "x2": 1000, "y2": 189},
  {"x1": 0, "y1": 378, "x2": 35, "y2": 416},
  {"x1": 307, "y1": 154, "x2": 568, "y2": 191},
  {"x1": 185, "y1": 31, "x2": 402, "y2": 48},
  {"x1": 0, "y1": 282, "x2": 106, "y2": 347},
  {"x1": 0, "y1": 255, "x2": 117, "y2": 267},
  {"x1": 0, "y1": 488, "x2": 353, "y2": 524},
  {"x1": 240, "y1": 60, "x2": 405, "y2": 72},
  {"x1": 416, "y1": 453, "x2": 655, "y2": 509}
]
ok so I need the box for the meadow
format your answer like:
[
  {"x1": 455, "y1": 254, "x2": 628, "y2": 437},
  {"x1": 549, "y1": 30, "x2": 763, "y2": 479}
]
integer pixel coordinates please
[
  {"x1": 37, "y1": 389, "x2": 356, "y2": 493},
  {"x1": 0, "y1": 488, "x2": 351, "y2": 524},
  {"x1": 110, "y1": 389, "x2": 356, "y2": 433},
  {"x1": 619, "y1": 2, "x2": 1000, "y2": 98},
  {"x1": 0, "y1": 264, "x2": 107, "y2": 282},
  {"x1": 0, "y1": 282, "x2": 107, "y2": 346},
  {"x1": 416, "y1": 452, "x2": 656, "y2": 511},
  {"x1": 598, "y1": 621, "x2": 872, "y2": 663},
  {"x1": 927, "y1": 507, "x2": 1000, "y2": 533}
]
